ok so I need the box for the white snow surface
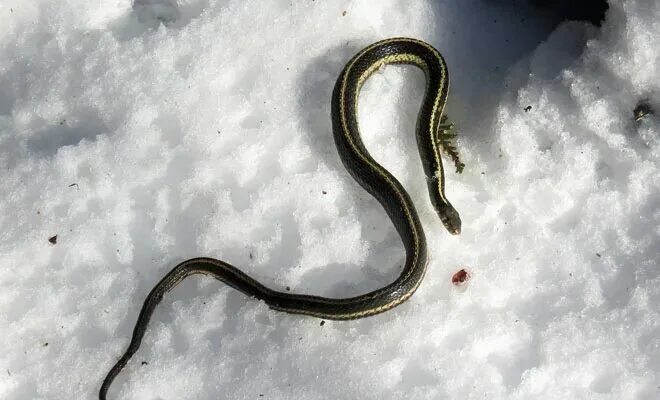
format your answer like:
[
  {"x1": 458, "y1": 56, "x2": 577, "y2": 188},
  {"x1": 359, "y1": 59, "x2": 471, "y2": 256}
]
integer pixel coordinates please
[{"x1": 1, "y1": 0, "x2": 659, "y2": 399}]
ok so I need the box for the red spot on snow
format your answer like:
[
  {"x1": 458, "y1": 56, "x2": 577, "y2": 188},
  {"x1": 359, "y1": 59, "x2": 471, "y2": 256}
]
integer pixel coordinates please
[{"x1": 452, "y1": 269, "x2": 470, "y2": 286}]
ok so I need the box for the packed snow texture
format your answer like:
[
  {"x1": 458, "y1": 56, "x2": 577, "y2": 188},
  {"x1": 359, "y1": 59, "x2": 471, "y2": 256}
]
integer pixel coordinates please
[{"x1": 1, "y1": 0, "x2": 659, "y2": 399}]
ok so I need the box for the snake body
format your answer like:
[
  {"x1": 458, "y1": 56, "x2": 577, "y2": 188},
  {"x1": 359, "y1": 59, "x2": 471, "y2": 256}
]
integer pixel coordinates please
[{"x1": 100, "y1": 37, "x2": 461, "y2": 399}]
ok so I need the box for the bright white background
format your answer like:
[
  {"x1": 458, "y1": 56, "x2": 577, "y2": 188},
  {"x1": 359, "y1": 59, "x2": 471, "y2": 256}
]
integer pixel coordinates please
[{"x1": 1, "y1": 0, "x2": 658, "y2": 399}]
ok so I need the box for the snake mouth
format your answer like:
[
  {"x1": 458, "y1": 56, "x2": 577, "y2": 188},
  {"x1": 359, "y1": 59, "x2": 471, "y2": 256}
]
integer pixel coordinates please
[{"x1": 442, "y1": 222, "x2": 460, "y2": 235}]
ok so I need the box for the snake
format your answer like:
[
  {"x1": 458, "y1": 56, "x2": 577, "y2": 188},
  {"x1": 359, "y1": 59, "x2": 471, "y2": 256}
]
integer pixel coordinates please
[{"x1": 100, "y1": 37, "x2": 462, "y2": 399}]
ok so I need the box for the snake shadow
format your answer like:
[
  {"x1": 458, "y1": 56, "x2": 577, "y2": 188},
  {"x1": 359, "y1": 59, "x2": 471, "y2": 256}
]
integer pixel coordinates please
[{"x1": 293, "y1": 41, "x2": 407, "y2": 299}]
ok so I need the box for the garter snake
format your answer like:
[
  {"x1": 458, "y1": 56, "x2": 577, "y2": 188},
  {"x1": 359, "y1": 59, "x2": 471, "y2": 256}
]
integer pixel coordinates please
[{"x1": 100, "y1": 37, "x2": 462, "y2": 399}]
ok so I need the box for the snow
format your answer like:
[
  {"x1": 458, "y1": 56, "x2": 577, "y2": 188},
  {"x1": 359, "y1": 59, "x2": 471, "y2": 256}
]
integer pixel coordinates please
[{"x1": 1, "y1": 0, "x2": 659, "y2": 399}]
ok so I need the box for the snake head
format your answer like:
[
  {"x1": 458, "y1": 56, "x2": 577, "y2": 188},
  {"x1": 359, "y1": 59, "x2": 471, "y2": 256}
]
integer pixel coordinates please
[{"x1": 438, "y1": 204, "x2": 461, "y2": 235}]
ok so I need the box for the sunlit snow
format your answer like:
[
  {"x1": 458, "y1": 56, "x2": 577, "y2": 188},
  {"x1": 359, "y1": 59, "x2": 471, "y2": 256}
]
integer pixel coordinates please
[{"x1": 1, "y1": 0, "x2": 658, "y2": 399}]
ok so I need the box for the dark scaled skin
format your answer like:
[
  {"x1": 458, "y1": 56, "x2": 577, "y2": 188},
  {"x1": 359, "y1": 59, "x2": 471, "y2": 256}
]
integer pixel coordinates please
[{"x1": 99, "y1": 37, "x2": 464, "y2": 400}]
